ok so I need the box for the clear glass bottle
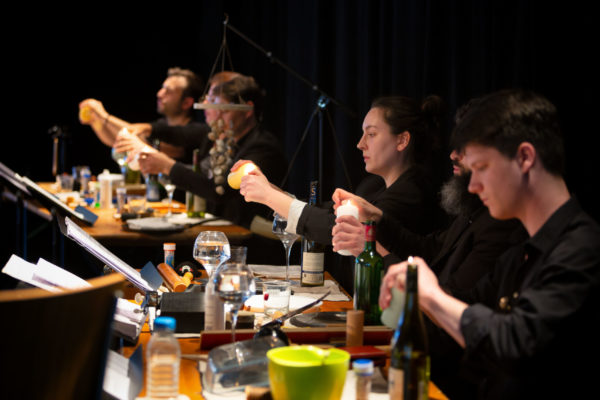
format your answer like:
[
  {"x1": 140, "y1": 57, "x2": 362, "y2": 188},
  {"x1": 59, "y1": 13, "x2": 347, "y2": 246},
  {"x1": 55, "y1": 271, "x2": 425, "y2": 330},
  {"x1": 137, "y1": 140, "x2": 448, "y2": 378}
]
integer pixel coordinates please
[
  {"x1": 388, "y1": 259, "x2": 430, "y2": 399},
  {"x1": 146, "y1": 316, "x2": 181, "y2": 399},
  {"x1": 300, "y1": 180, "x2": 325, "y2": 287},
  {"x1": 354, "y1": 220, "x2": 384, "y2": 325}
]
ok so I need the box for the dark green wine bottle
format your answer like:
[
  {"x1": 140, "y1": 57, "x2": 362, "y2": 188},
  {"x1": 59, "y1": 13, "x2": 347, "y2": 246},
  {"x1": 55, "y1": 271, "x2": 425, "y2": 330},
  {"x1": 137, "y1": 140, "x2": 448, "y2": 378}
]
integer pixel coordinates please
[
  {"x1": 354, "y1": 220, "x2": 384, "y2": 325},
  {"x1": 186, "y1": 148, "x2": 205, "y2": 217},
  {"x1": 145, "y1": 139, "x2": 161, "y2": 202},
  {"x1": 388, "y1": 258, "x2": 430, "y2": 399},
  {"x1": 300, "y1": 181, "x2": 325, "y2": 287}
]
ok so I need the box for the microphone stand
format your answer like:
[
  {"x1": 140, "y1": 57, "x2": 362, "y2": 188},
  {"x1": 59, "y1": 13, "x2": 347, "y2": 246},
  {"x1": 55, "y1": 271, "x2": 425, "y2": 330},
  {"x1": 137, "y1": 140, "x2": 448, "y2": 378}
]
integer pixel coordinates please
[
  {"x1": 223, "y1": 16, "x2": 356, "y2": 195},
  {"x1": 48, "y1": 125, "x2": 69, "y2": 178}
]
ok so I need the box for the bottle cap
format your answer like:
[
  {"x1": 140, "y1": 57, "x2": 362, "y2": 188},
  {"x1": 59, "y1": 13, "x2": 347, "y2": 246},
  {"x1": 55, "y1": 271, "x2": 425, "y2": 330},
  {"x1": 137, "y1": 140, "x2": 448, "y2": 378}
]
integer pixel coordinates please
[
  {"x1": 154, "y1": 316, "x2": 176, "y2": 331},
  {"x1": 163, "y1": 243, "x2": 176, "y2": 251},
  {"x1": 352, "y1": 359, "x2": 374, "y2": 375}
]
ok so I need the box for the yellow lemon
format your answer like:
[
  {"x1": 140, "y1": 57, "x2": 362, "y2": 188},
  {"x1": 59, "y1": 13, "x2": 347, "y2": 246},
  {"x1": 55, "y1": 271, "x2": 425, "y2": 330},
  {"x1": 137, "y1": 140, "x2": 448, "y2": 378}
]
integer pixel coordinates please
[
  {"x1": 227, "y1": 162, "x2": 257, "y2": 189},
  {"x1": 79, "y1": 106, "x2": 92, "y2": 123}
]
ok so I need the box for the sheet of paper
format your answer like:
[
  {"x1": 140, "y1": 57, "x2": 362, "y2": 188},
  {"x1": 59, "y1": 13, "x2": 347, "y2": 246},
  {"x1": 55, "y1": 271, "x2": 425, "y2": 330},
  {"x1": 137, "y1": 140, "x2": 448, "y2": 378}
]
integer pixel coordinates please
[
  {"x1": 2, "y1": 255, "x2": 61, "y2": 292},
  {"x1": 35, "y1": 258, "x2": 90, "y2": 289},
  {"x1": 103, "y1": 347, "x2": 143, "y2": 400}
]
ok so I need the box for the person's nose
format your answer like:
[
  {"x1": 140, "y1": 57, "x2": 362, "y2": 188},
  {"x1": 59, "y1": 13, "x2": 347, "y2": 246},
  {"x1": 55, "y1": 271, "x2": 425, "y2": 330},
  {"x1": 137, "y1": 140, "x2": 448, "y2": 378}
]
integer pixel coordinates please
[
  {"x1": 157, "y1": 88, "x2": 165, "y2": 99},
  {"x1": 468, "y1": 173, "x2": 482, "y2": 194},
  {"x1": 357, "y1": 133, "x2": 366, "y2": 151},
  {"x1": 450, "y1": 149, "x2": 459, "y2": 161}
]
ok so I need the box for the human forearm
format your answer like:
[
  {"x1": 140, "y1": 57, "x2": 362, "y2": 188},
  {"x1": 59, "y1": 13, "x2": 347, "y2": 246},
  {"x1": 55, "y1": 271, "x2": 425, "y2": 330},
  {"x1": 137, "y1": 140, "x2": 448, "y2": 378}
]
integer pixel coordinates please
[
  {"x1": 421, "y1": 289, "x2": 467, "y2": 348},
  {"x1": 261, "y1": 186, "x2": 295, "y2": 218},
  {"x1": 90, "y1": 112, "x2": 128, "y2": 146}
]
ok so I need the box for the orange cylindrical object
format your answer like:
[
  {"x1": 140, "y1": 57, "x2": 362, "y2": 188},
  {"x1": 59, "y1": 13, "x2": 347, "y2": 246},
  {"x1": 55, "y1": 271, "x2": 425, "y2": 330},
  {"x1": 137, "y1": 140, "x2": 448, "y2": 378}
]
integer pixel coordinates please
[{"x1": 156, "y1": 262, "x2": 188, "y2": 292}]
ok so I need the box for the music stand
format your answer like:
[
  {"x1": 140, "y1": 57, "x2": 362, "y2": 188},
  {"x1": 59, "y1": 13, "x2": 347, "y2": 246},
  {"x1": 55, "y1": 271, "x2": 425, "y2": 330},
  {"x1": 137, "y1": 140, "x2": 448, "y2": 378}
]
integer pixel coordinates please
[
  {"x1": 4, "y1": 169, "x2": 98, "y2": 266},
  {"x1": 57, "y1": 216, "x2": 162, "y2": 330},
  {"x1": 1, "y1": 162, "x2": 33, "y2": 259}
]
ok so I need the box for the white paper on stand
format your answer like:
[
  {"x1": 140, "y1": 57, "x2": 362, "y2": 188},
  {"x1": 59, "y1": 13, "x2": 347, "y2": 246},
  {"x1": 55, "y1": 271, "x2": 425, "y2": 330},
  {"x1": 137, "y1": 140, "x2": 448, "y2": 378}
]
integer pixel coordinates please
[
  {"x1": 64, "y1": 216, "x2": 153, "y2": 292},
  {"x1": 2, "y1": 254, "x2": 145, "y2": 340},
  {"x1": 2, "y1": 255, "x2": 61, "y2": 293}
]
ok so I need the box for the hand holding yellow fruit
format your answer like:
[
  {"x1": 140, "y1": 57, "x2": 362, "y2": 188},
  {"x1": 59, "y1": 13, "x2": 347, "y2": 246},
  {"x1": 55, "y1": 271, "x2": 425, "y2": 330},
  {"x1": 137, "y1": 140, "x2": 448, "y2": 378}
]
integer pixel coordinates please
[
  {"x1": 79, "y1": 106, "x2": 92, "y2": 123},
  {"x1": 227, "y1": 161, "x2": 257, "y2": 189}
]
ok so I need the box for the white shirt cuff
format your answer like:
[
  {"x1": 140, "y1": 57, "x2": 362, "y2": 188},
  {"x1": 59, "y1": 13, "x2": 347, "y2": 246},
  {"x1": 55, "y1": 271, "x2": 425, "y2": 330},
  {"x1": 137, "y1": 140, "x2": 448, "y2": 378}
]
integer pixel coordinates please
[{"x1": 286, "y1": 199, "x2": 307, "y2": 235}]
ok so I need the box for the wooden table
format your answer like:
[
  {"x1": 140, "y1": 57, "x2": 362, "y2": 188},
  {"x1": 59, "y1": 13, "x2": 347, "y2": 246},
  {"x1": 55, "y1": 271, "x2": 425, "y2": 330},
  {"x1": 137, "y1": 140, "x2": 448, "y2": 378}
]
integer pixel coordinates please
[
  {"x1": 121, "y1": 273, "x2": 448, "y2": 400},
  {"x1": 35, "y1": 182, "x2": 252, "y2": 246},
  {"x1": 81, "y1": 206, "x2": 252, "y2": 246}
]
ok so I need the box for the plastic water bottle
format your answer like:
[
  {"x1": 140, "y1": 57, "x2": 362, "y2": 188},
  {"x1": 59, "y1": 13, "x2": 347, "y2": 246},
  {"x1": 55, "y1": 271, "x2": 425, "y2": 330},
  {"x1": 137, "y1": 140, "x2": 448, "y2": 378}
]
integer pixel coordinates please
[{"x1": 146, "y1": 316, "x2": 181, "y2": 399}]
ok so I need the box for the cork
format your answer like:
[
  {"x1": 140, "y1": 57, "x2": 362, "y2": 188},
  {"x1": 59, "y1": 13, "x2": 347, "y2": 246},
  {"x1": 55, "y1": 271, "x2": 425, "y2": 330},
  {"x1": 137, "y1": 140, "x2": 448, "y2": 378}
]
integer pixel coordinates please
[{"x1": 346, "y1": 309, "x2": 364, "y2": 347}]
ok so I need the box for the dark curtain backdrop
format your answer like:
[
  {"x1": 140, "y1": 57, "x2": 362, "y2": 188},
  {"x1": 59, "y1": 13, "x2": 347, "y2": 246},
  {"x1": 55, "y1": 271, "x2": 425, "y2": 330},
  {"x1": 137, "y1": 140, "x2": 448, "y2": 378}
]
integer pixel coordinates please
[{"x1": 1, "y1": 1, "x2": 597, "y2": 269}]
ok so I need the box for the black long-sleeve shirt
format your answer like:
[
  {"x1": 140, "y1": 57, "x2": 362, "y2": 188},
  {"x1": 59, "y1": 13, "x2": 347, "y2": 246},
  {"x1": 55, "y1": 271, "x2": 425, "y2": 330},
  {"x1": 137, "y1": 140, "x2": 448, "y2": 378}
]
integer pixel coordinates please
[
  {"x1": 167, "y1": 124, "x2": 287, "y2": 228},
  {"x1": 458, "y1": 198, "x2": 600, "y2": 399}
]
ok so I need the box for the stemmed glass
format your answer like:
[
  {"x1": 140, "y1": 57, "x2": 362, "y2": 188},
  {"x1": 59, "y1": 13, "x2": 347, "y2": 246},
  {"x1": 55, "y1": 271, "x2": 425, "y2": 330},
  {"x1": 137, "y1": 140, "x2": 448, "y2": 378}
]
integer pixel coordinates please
[
  {"x1": 214, "y1": 262, "x2": 255, "y2": 342},
  {"x1": 158, "y1": 173, "x2": 176, "y2": 217},
  {"x1": 193, "y1": 231, "x2": 231, "y2": 278},
  {"x1": 272, "y1": 213, "x2": 300, "y2": 284},
  {"x1": 111, "y1": 147, "x2": 128, "y2": 180}
]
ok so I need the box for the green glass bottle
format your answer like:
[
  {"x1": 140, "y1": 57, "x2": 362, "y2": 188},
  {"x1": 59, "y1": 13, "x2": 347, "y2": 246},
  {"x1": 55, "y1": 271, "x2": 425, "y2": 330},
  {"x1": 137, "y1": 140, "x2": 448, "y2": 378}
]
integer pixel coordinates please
[
  {"x1": 388, "y1": 258, "x2": 430, "y2": 399},
  {"x1": 354, "y1": 220, "x2": 384, "y2": 325},
  {"x1": 145, "y1": 139, "x2": 162, "y2": 202}
]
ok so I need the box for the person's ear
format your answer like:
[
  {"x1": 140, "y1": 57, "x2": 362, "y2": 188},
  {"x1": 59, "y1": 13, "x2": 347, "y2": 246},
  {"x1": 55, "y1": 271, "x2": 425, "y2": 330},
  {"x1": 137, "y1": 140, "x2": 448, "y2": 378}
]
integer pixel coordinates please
[
  {"x1": 516, "y1": 142, "x2": 536, "y2": 173},
  {"x1": 396, "y1": 131, "x2": 410, "y2": 152},
  {"x1": 181, "y1": 96, "x2": 194, "y2": 111},
  {"x1": 245, "y1": 101, "x2": 255, "y2": 119}
]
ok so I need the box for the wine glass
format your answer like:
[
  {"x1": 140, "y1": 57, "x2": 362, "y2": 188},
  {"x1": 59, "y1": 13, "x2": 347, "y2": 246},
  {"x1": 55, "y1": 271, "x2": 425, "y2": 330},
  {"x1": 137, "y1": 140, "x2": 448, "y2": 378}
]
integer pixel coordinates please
[
  {"x1": 214, "y1": 262, "x2": 256, "y2": 342},
  {"x1": 158, "y1": 173, "x2": 176, "y2": 217},
  {"x1": 272, "y1": 213, "x2": 300, "y2": 284},
  {"x1": 193, "y1": 231, "x2": 231, "y2": 278},
  {"x1": 111, "y1": 147, "x2": 128, "y2": 179}
]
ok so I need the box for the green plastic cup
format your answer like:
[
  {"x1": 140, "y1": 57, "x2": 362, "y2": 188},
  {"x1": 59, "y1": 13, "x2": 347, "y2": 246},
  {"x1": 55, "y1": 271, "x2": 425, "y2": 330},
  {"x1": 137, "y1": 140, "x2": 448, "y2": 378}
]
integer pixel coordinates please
[{"x1": 267, "y1": 345, "x2": 350, "y2": 400}]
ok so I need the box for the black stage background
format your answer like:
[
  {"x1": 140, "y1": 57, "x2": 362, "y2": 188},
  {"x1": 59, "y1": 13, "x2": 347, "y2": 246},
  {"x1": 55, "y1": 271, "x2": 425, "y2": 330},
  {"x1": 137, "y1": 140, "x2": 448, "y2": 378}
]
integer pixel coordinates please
[{"x1": 1, "y1": 1, "x2": 597, "y2": 282}]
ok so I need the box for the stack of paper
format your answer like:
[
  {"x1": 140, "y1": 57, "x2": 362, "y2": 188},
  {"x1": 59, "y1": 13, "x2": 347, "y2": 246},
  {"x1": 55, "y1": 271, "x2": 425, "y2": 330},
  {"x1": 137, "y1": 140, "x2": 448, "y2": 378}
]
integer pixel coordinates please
[{"x1": 2, "y1": 255, "x2": 146, "y2": 341}]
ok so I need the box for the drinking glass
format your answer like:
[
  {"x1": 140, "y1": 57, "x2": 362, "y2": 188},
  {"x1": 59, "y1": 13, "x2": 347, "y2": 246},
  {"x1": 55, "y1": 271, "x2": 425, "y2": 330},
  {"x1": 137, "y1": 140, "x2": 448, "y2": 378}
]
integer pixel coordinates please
[
  {"x1": 272, "y1": 213, "x2": 299, "y2": 284},
  {"x1": 193, "y1": 231, "x2": 231, "y2": 277},
  {"x1": 214, "y1": 262, "x2": 256, "y2": 342},
  {"x1": 158, "y1": 173, "x2": 176, "y2": 217},
  {"x1": 111, "y1": 147, "x2": 128, "y2": 179}
]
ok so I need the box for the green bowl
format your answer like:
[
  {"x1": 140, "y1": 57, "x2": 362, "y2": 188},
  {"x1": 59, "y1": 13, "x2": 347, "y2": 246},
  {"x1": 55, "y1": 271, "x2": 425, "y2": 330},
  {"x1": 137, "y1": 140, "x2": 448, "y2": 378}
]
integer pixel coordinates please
[{"x1": 267, "y1": 345, "x2": 350, "y2": 400}]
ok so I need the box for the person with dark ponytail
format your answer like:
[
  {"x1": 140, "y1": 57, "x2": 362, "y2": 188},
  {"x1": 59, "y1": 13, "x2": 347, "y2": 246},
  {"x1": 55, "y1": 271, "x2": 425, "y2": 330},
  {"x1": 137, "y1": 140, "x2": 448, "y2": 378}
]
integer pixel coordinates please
[{"x1": 236, "y1": 95, "x2": 446, "y2": 293}]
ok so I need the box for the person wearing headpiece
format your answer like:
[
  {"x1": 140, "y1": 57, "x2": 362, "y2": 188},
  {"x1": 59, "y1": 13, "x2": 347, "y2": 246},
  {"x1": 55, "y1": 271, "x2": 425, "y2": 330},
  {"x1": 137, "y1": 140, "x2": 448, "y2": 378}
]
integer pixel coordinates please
[{"x1": 127, "y1": 74, "x2": 287, "y2": 229}]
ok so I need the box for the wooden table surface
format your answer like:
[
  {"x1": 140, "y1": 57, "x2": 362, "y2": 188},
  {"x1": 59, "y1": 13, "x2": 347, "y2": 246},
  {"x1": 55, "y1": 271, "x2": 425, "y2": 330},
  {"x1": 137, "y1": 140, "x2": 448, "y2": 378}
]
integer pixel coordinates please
[
  {"x1": 121, "y1": 273, "x2": 448, "y2": 400},
  {"x1": 36, "y1": 182, "x2": 252, "y2": 246}
]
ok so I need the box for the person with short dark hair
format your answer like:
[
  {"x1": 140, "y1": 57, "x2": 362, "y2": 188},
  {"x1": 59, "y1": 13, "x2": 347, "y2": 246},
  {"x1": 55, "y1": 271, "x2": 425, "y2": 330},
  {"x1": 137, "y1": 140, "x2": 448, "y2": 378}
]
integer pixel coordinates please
[
  {"x1": 79, "y1": 67, "x2": 205, "y2": 162},
  {"x1": 379, "y1": 89, "x2": 600, "y2": 399}
]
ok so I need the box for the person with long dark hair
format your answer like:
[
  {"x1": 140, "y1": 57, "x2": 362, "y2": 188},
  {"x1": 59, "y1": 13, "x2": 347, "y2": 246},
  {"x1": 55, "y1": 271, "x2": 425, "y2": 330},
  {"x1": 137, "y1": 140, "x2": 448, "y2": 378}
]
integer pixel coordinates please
[{"x1": 237, "y1": 95, "x2": 446, "y2": 292}]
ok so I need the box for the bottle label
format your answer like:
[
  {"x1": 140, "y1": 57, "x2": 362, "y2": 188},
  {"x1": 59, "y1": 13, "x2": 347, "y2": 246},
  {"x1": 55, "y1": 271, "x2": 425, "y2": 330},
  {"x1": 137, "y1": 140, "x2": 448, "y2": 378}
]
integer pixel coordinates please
[
  {"x1": 302, "y1": 252, "x2": 324, "y2": 272},
  {"x1": 365, "y1": 224, "x2": 376, "y2": 242},
  {"x1": 302, "y1": 271, "x2": 324, "y2": 285},
  {"x1": 388, "y1": 360, "x2": 428, "y2": 399},
  {"x1": 164, "y1": 251, "x2": 175, "y2": 269},
  {"x1": 388, "y1": 367, "x2": 405, "y2": 398}
]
